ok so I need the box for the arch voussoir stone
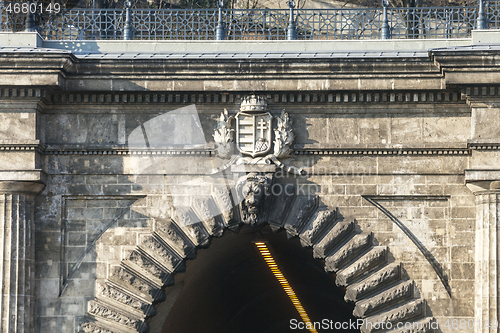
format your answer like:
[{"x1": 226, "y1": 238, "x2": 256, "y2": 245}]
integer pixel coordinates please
[
  {"x1": 96, "y1": 281, "x2": 156, "y2": 317},
  {"x1": 172, "y1": 206, "x2": 210, "y2": 246},
  {"x1": 334, "y1": 246, "x2": 389, "y2": 286},
  {"x1": 345, "y1": 262, "x2": 403, "y2": 302},
  {"x1": 307, "y1": 211, "x2": 433, "y2": 333},
  {"x1": 139, "y1": 234, "x2": 184, "y2": 274},
  {"x1": 123, "y1": 250, "x2": 170, "y2": 287},
  {"x1": 299, "y1": 209, "x2": 337, "y2": 247},
  {"x1": 80, "y1": 187, "x2": 435, "y2": 333},
  {"x1": 153, "y1": 219, "x2": 197, "y2": 259},
  {"x1": 313, "y1": 219, "x2": 356, "y2": 258},
  {"x1": 86, "y1": 299, "x2": 149, "y2": 333},
  {"x1": 283, "y1": 195, "x2": 319, "y2": 236},
  {"x1": 353, "y1": 280, "x2": 415, "y2": 317},
  {"x1": 109, "y1": 266, "x2": 165, "y2": 301},
  {"x1": 81, "y1": 322, "x2": 127, "y2": 333},
  {"x1": 212, "y1": 185, "x2": 239, "y2": 230},
  {"x1": 360, "y1": 299, "x2": 426, "y2": 333},
  {"x1": 325, "y1": 232, "x2": 373, "y2": 271},
  {"x1": 192, "y1": 196, "x2": 225, "y2": 237}
]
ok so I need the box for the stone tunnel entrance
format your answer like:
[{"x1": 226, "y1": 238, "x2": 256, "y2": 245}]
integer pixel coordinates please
[{"x1": 150, "y1": 225, "x2": 360, "y2": 333}]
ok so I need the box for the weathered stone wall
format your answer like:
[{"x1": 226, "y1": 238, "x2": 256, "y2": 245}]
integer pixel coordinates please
[
  {"x1": 0, "y1": 46, "x2": 499, "y2": 333},
  {"x1": 28, "y1": 94, "x2": 473, "y2": 332}
]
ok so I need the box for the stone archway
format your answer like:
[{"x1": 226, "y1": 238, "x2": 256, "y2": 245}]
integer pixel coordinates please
[
  {"x1": 80, "y1": 174, "x2": 434, "y2": 333},
  {"x1": 154, "y1": 224, "x2": 359, "y2": 333}
]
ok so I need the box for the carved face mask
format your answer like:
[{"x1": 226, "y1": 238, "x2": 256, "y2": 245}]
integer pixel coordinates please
[{"x1": 242, "y1": 182, "x2": 264, "y2": 207}]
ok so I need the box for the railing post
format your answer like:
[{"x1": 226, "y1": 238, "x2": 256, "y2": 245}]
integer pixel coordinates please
[
  {"x1": 216, "y1": 0, "x2": 226, "y2": 40},
  {"x1": 25, "y1": 0, "x2": 37, "y2": 32},
  {"x1": 381, "y1": 0, "x2": 390, "y2": 39},
  {"x1": 477, "y1": 0, "x2": 487, "y2": 29},
  {"x1": 287, "y1": 0, "x2": 296, "y2": 40},
  {"x1": 124, "y1": 0, "x2": 133, "y2": 40}
]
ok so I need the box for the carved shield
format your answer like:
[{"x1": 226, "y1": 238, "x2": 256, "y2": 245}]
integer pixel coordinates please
[{"x1": 235, "y1": 111, "x2": 272, "y2": 157}]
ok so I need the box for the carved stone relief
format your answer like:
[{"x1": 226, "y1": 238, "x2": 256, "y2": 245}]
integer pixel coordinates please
[
  {"x1": 81, "y1": 97, "x2": 435, "y2": 332},
  {"x1": 235, "y1": 172, "x2": 273, "y2": 226}
]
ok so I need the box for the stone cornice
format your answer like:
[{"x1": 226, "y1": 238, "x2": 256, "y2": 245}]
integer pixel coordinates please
[
  {"x1": 465, "y1": 169, "x2": 500, "y2": 182},
  {"x1": 3, "y1": 47, "x2": 500, "y2": 91},
  {"x1": 0, "y1": 89, "x2": 468, "y2": 111},
  {"x1": 0, "y1": 170, "x2": 47, "y2": 184},
  {"x1": 0, "y1": 140, "x2": 42, "y2": 152},
  {"x1": 295, "y1": 143, "x2": 470, "y2": 156},
  {"x1": 431, "y1": 48, "x2": 500, "y2": 69},
  {"x1": 71, "y1": 55, "x2": 436, "y2": 76},
  {"x1": 431, "y1": 49, "x2": 500, "y2": 86},
  {"x1": 38, "y1": 90, "x2": 465, "y2": 107},
  {"x1": 43, "y1": 147, "x2": 214, "y2": 156},
  {"x1": 0, "y1": 51, "x2": 443, "y2": 91},
  {"x1": 468, "y1": 139, "x2": 500, "y2": 150},
  {"x1": 294, "y1": 147, "x2": 470, "y2": 156},
  {"x1": 458, "y1": 86, "x2": 500, "y2": 108},
  {"x1": 0, "y1": 143, "x2": 473, "y2": 156},
  {"x1": 363, "y1": 195, "x2": 450, "y2": 201},
  {"x1": 295, "y1": 148, "x2": 470, "y2": 156},
  {"x1": 0, "y1": 49, "x2": 74, "y2": 71},
  {"x1": 0, "y1": 51, "x2": 73, "y2": 87}
]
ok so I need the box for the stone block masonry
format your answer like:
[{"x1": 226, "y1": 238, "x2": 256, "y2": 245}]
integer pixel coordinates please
[{"x1": 0, "y1": 38, "x2": 499, "y2": 332}]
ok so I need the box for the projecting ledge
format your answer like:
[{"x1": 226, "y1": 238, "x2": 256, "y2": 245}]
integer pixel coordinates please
[
  {"x1": 41, "y1": 38, "x2": 473, "y2": 54},
  {"x1": 0, "y1": 170, "x2": 46, "y2": 194},
  {"x1": 4, "y1": 30, "x2": 500, "y2": 55},
  {"x1": 465, "y1": 169, "x2": 500, "y2": 193}
]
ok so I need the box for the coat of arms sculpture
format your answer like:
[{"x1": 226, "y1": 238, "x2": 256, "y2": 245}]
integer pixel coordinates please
[
  {"x1": 211, "y1": 95, "x2": 304, "y2": 226},
  {"x1": 212, "y1": 95, "x2": 301, "y2": 174},
  {"x1": 236, "y1": 96, "x2": 273, "y2": 157}
]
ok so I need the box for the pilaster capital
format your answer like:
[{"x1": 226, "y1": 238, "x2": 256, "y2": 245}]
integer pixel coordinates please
[
  {"x1": 0, "y1": 170, "x2": 46, "y2": 195},
  {"x1": 465, "y1": 169, "x2": 500, "y2": 194}
]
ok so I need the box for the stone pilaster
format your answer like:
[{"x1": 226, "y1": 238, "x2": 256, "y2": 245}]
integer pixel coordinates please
[
  {"x1": 0, "y1": 90, "x2": 47, "y2": 333},
  {"x1": 0, "y1": 181, "x2": 44, "y2": 333},
  {"x1": 466, "y1": 172, "x2": 500, "y2": 333},
  {"x1": 462, "y1": 90, "x2": 500, "y2": 332},
  {"x1": 474, "y1": 190, "x2": 499, "y2": 332}
]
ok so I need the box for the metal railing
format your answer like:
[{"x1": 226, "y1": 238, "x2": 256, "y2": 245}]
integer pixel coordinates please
[
  {"x1": 0, "y1": 0, "x2": 498, "y2": 41},
  {"x1": 388, "y1": 6, "x2": 478, "y2": 39}
]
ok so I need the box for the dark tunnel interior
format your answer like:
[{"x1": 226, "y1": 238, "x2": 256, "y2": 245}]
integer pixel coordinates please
[{"x1": 158, "y1": 225, "x2": 361, "y2": 333}]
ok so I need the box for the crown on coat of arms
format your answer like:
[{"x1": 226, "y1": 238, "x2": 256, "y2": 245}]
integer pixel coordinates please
[{"x1": 240, "y1": 95, "x2": 268, "y2": 113}]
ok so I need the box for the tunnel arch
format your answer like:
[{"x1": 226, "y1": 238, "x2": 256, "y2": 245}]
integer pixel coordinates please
[
  {"x1": 155, "y1": 225, "x2": 360, "y2": 333},
  {"x1": 80, "y1": 182, "x2": 434, "y2": 333}
]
